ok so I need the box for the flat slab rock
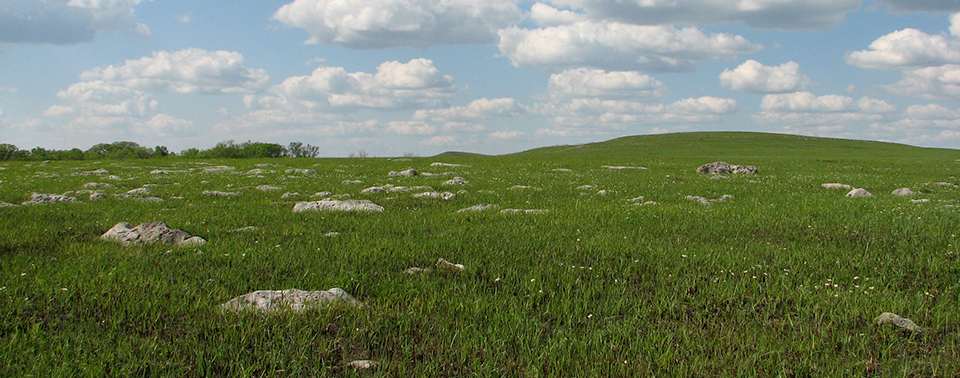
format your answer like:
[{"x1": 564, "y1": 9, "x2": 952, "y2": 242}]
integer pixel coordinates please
[
  {"x1": 846, "y1": 188, "x2": 873, "y2": 197},
  {"x1": 220, "y1": 288, "x2": 358, "y2": 312},
  {"x1": 101, "y1": 221, "x2": 206, "y2": 246},
  {"x1": 875, "y1": 312, "x2": 924, "y2": 333},
  {"x1": 293, "y1": 199, "x2": 384, "y2": 212},
  {"x1": 22, "y1": 193, "x2": 78, "y2": 205}
]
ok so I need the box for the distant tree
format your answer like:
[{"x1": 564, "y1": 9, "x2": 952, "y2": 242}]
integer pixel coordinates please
[
  {"x1": 0, "y1": 144, "x2": 19, "y2": 161},
  {"x1": 198, "y1": 140, "x2": 243, "y2": 158},
  {"x1": 357, "y1": 149, "x2": 369, "y2": 158},
  {"x1": 30, "y1": 147, "x2": 54, "y2": 161},
  {"x1": 85, "y1": 141, "x2": 153, "y2": 159},
  {"x1": 154, "y1": 146, "x2": 170, "y2": 157},
  {"x1": 286, "y1": 142, "x2": 320, "y2": 158},
  {"x1": 402, "y1": 151, "x2": 419, "y2": 157},
  {"x1": 58, "y1": 148, "x2": 85, "y2": 160},
  {"x1": 241, "y1": 141, "x2": 285, "y2": 158},
  {"x1": 180, "y1": 148, "x2": 200, "y2": 157}
]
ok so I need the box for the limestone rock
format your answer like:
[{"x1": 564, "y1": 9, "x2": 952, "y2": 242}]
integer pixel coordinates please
[
  {"x1": 404, "y1": 267, "x2": 431, "y2": 274},
  {"x1": 892, "y1": 188, "x2": 915, "y2": 196},
  {"x1": 360, "y1": 186, "x2": 387, "y2": 194},
  {"x1": 347, "y1": 360, "x2": 379, "y2": 370},
  {"x1": 74, "y1": 168, "x2": 109, "y2": 176},
  {"x1": 293, "y1": 199, "x2": 384, "y2": 212},
  {"x1": 553, "y1": 168, "x2": 573, "y2": 172},
  {"x1": 202, "y1": 190, "x2": 239, "y2": 196},
  {"x1": 89, "y1": 193, "x2": 108, "y2": 201},
  {"x1": 101, "y1": 221, "x2": 205, "y2": 246},
  {"x1": 342, "y1": 180, "x2": 363, "y2": 184},
  {"x1": 256, "y1": 185, "x2": 282, "y2": 191},
  {"x1": 0, "y1": 201, "x2": 17, "y2": 207},
  {"x1": 285, "y1": 168, "x2": 317, "y2": 175},
  {"x1": 202, "y1": 166, "x2": 235, "y2": 173},
  {"x1": 603, "y1": 166, "x2": 647, "y2": 170},
  {"x1": 457, "y1": 204, "x2": 498, "y2": 212},
  {"x1": 126, "y1": 187, "x2": 155, "y2": 196},
  {"x1": 219, "y1": 288, "x2": 358, "y2": 312},
  {"x1": 500, "y1": 208, "x2": 548, "y2": 214},
  {"x1": 846, "y1": 188, "x2": 873, "y2": 198},
  {"x1": 22, "y1": 193, "x2": 78, "y2": 205},
  {"x1": 431, "y1": 162, "x2": 466, "y2": 167},
  {"x1": 822, "y1": 183, "x2": 853, "y2": 190},
  {"x1": 388, "y1": 169, "x2": 418, "y2": 177},
  {"x1": 256, "y1": 163, "x2": 282, "y2": 167},
  {"x1": 83, "y1": 182, "x2": 114, "y2": 189},
  {"x1": 443, "y1": 177, "x2": 469, "y2": 185},
  {"x1": 412, "y1": 191, "x2": 455, "y2": 200},
  {"x1": 280, "y1": 192, "x2": 300, "y2": 199},
  {"x1": 686, "y1": 195, "x2": 734, "y2": 205},
  {"x1": 875, "y1": 312, "x2": 924, "y2": 333},
  {"x1": 697, "y1": 162, "x2": 756, "y2": 175},
  {"x1": 436, "y1": 258, "x2": 465, "y2": 271},
  {"x1": 312, "y1": 191, "x2": 333, "y2": 198}
]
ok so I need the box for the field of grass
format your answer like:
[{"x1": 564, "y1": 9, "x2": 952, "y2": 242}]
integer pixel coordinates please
[{"x1": 1, "y1": 132, "x2": 959, "y2": 376}]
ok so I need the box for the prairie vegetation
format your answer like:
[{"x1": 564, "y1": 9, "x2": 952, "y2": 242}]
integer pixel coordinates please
[{"x1": 1, "y1": 132, "x2": 958, "y2": 376}]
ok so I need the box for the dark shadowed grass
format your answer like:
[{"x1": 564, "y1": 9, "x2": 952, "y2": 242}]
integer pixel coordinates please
[{"x1": 1, "y1": 132, "x2": 959, "y2": 376}]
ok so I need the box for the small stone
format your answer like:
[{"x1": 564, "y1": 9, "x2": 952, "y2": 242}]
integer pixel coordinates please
[
  {"x1": 202, "y1": 166, "x2": 235, "y2": 173},
  {"x1": 443, "y1": 177, "x2": 469, "y2": 185},
  {"x1": 101, "y1": 221, "x2": 205, "y2": 246},
  {"x1": 347, "y1": 360, "x2": 379, "y2": 370},
  {"x1": 202, "y1": 190, "x2": 239, "y2": 196},
  {"x1": 412, "y1": 191, "x2": 456, "y2": 200},
  {"x1": 404, "y1": 267, "x2": 430, "y2": 274},
  {"x1": 0, "y1": 201, "x2": 17, "y2": 207},
  {"x1": 150, "y1": 170, "x2": 169, "y2": 174},
  {"x1": 360, "y1": 186, "x2": 387, "y2": 194},
  {"x1": 342, "y1": 180, "x2": 363, "y2": 184},
  {"x1": 256, "y1": 185, "x2": 282, "y2": 191},
  {"x1": 388, "y1": 169, "x2": 418, "y2": 177},
  {"x1": 875, "y1": 312, "x2": 924, "y2": 333},
  {"x1": 500, "y1": 209, "x2": 548, "y2": 214},
  {"x1": 82, "y1": 182, "x2": 114, "y2": 189},
  {"x1": 293, "y1": 199, "x2": 384, "y2": 212},
  {"x1": 323, "y1": 232, "x2": 340, "y2": 237},
  {"x1": 431, "y1": 162, "x2": 466, "y2": 167},
  {"x1": 603, "y1": 166, "x2": 647, "y2": 170},
  {"x1": 436, "y1": 258, "x2": 464, "y2": 271},
  {"x1": 285, "y1": 168, "x2": 317, "y2": 175},
  {"x1": 312, "y1": 191, "x2": 332, "y2": 198},
  {"x1": 822, "y1": 183, "x2": 853, "y2": 190},
  {"x1": 457, "y1": 204, "x2": 498, "y2": 212},
  {"x1": 22, "y1": 193, "x2": 78, "y2": 205},
  {"x1": 126, "y1": 187, "x2": 155, "y2": 196}
]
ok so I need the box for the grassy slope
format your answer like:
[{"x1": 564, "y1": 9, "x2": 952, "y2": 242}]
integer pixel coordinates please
[{"x1": 1, "y1": 132, "x2": 959, "y2": 377}]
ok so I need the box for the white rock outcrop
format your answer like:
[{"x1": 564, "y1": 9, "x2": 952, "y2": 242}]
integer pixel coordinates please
[
  {"x1": 293, "y1": 199, "x2": 384, "y2": 212},
  {"x1": 22, "y1": 193, "x2": 78, "y2": 205},
  {"x1": 101, "y1": 221, "x2": 206, "y2": 246},
  {"x1": 892, "y1": 188, "x2": 915, "y2": 196},
  {"x1": 846, "y1": 188, "x2": 873, "y2": 198},
  {"x1": 219, "y1": 288, "x2": 358, "y2": 312}
]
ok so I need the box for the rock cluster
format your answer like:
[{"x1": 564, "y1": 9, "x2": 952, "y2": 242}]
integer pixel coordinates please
[
  {"x1": 22, "y1": 193, "x2": 78, "y2": 205},
  {"x1": 101, "y1": 221, "x2": 206, "y2": 246},
  {"x1": 696, "y1": 162, "x2": 757, "y2": 174},
  {"x1": 443, "y1": 177, "x2": 469, "y2": 185},
  {"x1": 285, "y1": 168, "x2": 317, "y2": 175}
]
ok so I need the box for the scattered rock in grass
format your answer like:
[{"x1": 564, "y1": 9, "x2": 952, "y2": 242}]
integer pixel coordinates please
[
  {"x1": 150, "y1": 170, "x2": 169, "y2": 174},
  {"x1": 431, "y1": 162, "x2": 466, "y2": 167},
  {"x1": 911, "y1": 198, "x2": 931, "y2": 203},
  {"x1": 256, "y1": 163, "x2": 282, "y2": 168},
  {"x1": 219, "y1": 288, "x2": 358, "y2": 312},
  {"x1": 420, "y1": 171, "x2": 456, "y2": 176},
  {"x1": 360, "y1": 186, "x2": 387, "y2": 194},
  {"x1": 404, "y1": 267, "x2": 431, "y2": 274},
  {"x1": 293, "y1": 199, "x2": 384, "y2": 212},
  {"x1": 101, "y1": 221, "x2": 206, "y2": 246},
  {"x1": 500, "y1": 208, "x2": 548, "y2": 214},
  {"x1": 202, "y1": 190, "x2": 239, "y2": 196},
  {"x1": 331, "y1": 194, "x2": 351, "y2": 199},
  {"x1": 89, "y1": 193, "x2": 107, "y2": 201},
  {"x1": 846, "y1": 188, "x2": 873, "y2": 198},
  {"x1": 342, "y1": 180, "x2": 363, "y2": 184},
  {"x1": 388, "y1": 169, "x2": 418, "y2": 177},
  {"x1": 388, "y1": 185, "x2": 434, "y2": 193},
  {"x1": 552, "y1": 168, "x2": 573, "y2": 172},
  {"x1": 822, "y1": 183, "x2": 854, "y2": 190},
  {"x1": 105, "y1": 175, "x2": 121, "y2": 180},
  {"x1": 280, "y1": 192, "x2": 300, "y2": 199},
  {"x1": 324, "y1": 232, "x2": 340, "y2": 237},
  {"x1": 246, "y1": 169, "x2": 269, "y2": 175},
  {"x1": 436, "y1": 258, "x2": 465, "y2": 271},
  {"x1": 932, "y1": 182, "x2": 960, "y2": 188},
  {"x1": 697, "y1": 162, "x2": 756, "y2": 174},
  {"x1": 642, "y1": 201, "x2": 659, "y2": 206},
  {"x1": 126, "y1": 187, "x2": 155, "y2": 196},
  {"x1": 577, "y1": 185, "x2": 596, "y2": 190},
  {"x1": 285, "y1": 168, "x2": 317, "y2": 175},
  {"x1": 443, "y1": 177, "x2": 469, "y2": 185},
  {"x1": 22, "y1": 193, "x2": 78, "y2": 205},
  {"x1": 347, "y1": 360, "x2": 379, "y2": 370},
  {"x1": 597, "y1": 190, "x2": 612, "y2": 195},
  {"x1": 875, "y1": 312, "x2": 924, "y2": 333},
  {"x1": 202, "y1": 166, "x2": 235, "y2": 173},
  {"x1": 0, "y1": 201, "x2": 17, "y2": 207},
  {"x1": 73, "y1": 168, "x2": 109, "y2": 176},
  {"x1": 83, "y1": 182, "x2": 114, "y2": 189},
  {"x1": 115, "y1": 193, "x2": 163, "y2": 202},
  {"x1": 312, "y1": 191, "x2": 332, "y2": 198},
  {"x1": 603, "y1": 165, "x2": 647, "y2": 170},
  {"x1": 229, "y1": 226, "x2": 259, "y2": 233},
  {"x1": 686, "y1": 195, "x2": 734, "y2": 205},
  {"x1": 509, "y1": 185, "x2": 539, "y2": 190},
  {"x1": 413, "y1": 191, "x2": 456, "y2": 200},
  {"x1": 457, "y1": 204, "x2": 498, "y2": 212},
  {"x1": 627, "y1": 196, "x2": 645, "y2": 202},
  {"x1": 256, "y1": 185, "x2": 282, "y2": 191},
  {"x1": 892, "y1": 188, "x2": 915, "y2": 196}
]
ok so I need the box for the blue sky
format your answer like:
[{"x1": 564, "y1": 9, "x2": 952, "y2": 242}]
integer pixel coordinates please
[{"x1": 2, "y1": 0, "x2": 960, "y2": 156}]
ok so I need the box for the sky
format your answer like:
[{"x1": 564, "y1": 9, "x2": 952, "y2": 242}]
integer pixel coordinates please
[{"x1": 2, "y1": 0, "x2": 960, "y2": 157}]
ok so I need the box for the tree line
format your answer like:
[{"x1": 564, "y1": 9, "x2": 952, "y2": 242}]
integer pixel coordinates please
[{"x1": 0, "y1": 140, "x2": 321, "y2": 161}]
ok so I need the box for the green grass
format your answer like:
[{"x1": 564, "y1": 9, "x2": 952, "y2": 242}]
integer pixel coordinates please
[{"x1": 1, "y1": 132, "x2": 959, "y2": 376}]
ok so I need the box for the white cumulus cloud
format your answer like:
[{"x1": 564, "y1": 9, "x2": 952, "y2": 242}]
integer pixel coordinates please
[
  {"x1": 489, "y1": 130, "x2": 524, "y2": 140},
  {"x1": 548, "y1": 68, "x2": 667, "y2": 100},
  {"x1": 272, "y1": 0, "x2": 523, "y2": 49},
  {"x1": 81, "y1": 49, "x2": 270, "y2": 94},
  {"x1": 544, "y1": 0, "x2": 860, "y2": 30},
  {"x1": 43, "y1": 81, "x2": 157, "y2": 119},
  {"x1": 754, "y1": 92, "x2": 896, "y2": 130},
  {"x1": 413, "y1": 98, "x2": 525, "y2": 122},
  {"x1": 0, "y1": 0, "x2": 148, "y2": 45},
  {"x1": 140, "y1": 114, "x2": 195, "y2": 137},
  {"x1": 498, "y1": 21, "x2": 762, "y2": 72},
  {"x1": 885, "y1": 64, "x2": 960, "y2": 99},
  {"x1": 420, "y1": 135, "x2": 460, "y2": 146},
  {"x1": 387, "y1": 121, "x2": 437, "y2": 135},
  {"x1": 719, "y1": 60, "x2": 812, "y2": 93},
  {"x1": 846, "y1": 28, "x2": 960, "y2": 70}
]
